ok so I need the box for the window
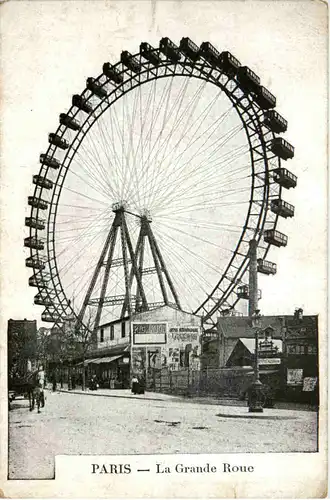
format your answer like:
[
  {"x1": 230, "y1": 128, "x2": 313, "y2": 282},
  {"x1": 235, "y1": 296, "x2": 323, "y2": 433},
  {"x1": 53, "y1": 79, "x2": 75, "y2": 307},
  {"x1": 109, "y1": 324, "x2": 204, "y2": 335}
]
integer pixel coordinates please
[
  {"x1": 179, "y1": 349, "x2": 190, "y2": 368},
  {"x1": 307, "y1": 345, "x2": 317, "y2": 355},
  {"x1": 179, "y1": 350, "x2": 185, "y2": 368},
  {"x1": 121, "y1": 322, "x2": 126, "y2": 338},
  {"x1": 110, "y1": 325, "x2": 114, "y2": 341},
  {"x1": 287, "y1": 344, "x2": 306, "y2": 355},
  {"x1": 100, "y1": 328, "x2": 104, "y2": 343}
]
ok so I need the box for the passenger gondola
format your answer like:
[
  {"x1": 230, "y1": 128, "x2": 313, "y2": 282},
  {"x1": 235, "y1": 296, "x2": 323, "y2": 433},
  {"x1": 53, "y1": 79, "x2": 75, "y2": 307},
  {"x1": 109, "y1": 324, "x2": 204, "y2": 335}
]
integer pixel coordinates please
[
  {"x1": 273, "y1": 168, "x2": 297, "y2": 189},
  {"x1": 25, "y1": 217, "x2": 45, "y2": 230},
  {"x1": 270, "y1": 199, "x2": 295, "y2": 218},
  {"x1": 270, "y1": 138, "x2": 294, "y2": 160},
  {"x1": 264, "y1": 229, "x2": 288, "y2": 247},
  {"x1": 28, "y1": 196, "x2": 48, "y2": 210},
  {"x1": 40, "y1": 154, "x2": 61, "y2": 169},
  {"x1": 121, "y1": 51, "x2": 141, "y2": 73},
  {"x1": 25, "y1": 256, "x2": 46, "y2": 270},
  {"x1": 140, "y1": 42, "x2": 162, "y2": 65},
  {"x1": 257, "y1": 259, "x2": 277, "y2": 275},
  {"x1": 159, "y1": 38, "x2": 181, "y2": 62},
  {"x1": 103, "y1": 63, "x2": 124, "y2": 84},
  {"x1": 24, "y1": 237, "x2": 45, "y2": 251},
  {"x1": 218, "y1": 51, "x2": 241, "y2": 75},
  {"x1": 264, "y1": 110, "x2": 287, "y2": 133},
  {"x1": 72, "y1": 94, "x2": 93, "y2": 114},
  {"x1": 254, "y1": 86, "x2": 276, "y2": 110},
  {"x1": 59, "y1": 113, "x2": 81, "y2": 131},
  {"x1": 48, "y1": 133, "x2": 69, "y2": 150},
  {"x1": 86, "y1": 77, "x2": 107, "y2": 98},
  {"x1": 33, "y1": 175, "x2": 53, "y2": 190},
  {"x1": 237, "y1": 66, "x2": 260, "y2": 93},
  {"x1": 180, "y1": 37, "x2": 200, "y2": 61},
  {"x1": 199, "y1": 41, "x2": 220, "y2": 66}
]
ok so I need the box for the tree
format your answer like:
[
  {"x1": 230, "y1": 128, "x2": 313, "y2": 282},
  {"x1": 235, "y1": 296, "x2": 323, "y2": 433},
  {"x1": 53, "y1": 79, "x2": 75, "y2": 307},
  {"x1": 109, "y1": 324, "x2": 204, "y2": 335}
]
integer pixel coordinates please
[
  {"x1": 36, "y1": 327, "x2": 52, "y2": 365},
  {"x1": 8, "y1": 320, "x2": 37, "y2": 380},
  {"x1": 64, "y1": 308, "x2": 96, "y2": 391}
]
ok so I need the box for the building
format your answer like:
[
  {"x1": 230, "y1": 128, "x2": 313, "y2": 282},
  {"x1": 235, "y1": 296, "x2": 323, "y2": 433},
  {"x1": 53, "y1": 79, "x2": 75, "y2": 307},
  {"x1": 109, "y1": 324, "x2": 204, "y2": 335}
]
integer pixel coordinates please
[
  {"x1": 283, "y1": 309, "x2": 318, "y2": 403},
  {"x1": 83, "y1": 316, "x2": 130, "y2": 388},
  {"x1": 225, "y1": 337, "x2": 282, "y2": 368},
  {"x1": 83, "y1": 305, "x2": 202, "y2": 389},
  {"x1": 202, "y1": 309, "x2": 319, "y2": 402},
  {"x1": 8, "y1": 318, "x2": 37, "y2": 379},
  {"x1": 203, "y1": 315, "x2": 284, "y2": 369}
]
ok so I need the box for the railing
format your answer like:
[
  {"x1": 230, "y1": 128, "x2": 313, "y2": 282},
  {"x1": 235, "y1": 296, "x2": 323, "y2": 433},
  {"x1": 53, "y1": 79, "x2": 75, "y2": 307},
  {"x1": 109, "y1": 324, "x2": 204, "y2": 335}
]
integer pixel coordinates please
[{"x1": 146, "y1": 367, "x2": 256, "y2": 398}]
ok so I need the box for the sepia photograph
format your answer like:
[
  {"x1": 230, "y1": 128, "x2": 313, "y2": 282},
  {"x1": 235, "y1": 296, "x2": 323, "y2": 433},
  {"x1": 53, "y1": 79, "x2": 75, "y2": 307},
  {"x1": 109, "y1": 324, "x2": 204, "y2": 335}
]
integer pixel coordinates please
[{"x1": 0, "y1": 0, "x2": 327, "y2": 497}]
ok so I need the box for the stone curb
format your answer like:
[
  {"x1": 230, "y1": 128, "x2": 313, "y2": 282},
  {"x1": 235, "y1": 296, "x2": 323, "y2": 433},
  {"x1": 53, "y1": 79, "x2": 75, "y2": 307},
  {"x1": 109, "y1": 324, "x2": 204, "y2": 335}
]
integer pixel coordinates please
[
  {"x1": 216, "y1": 412, "x2": 298, "y2": 420},
  {"x1": 57, "y1": 388, "x2": 172, "y2": 403},
  {"x1": 55, "y1": 389, "x2": 316, "y2": 414},
  {"x1": 56, "y1": 388, "x2": 244, "y2": 406}
]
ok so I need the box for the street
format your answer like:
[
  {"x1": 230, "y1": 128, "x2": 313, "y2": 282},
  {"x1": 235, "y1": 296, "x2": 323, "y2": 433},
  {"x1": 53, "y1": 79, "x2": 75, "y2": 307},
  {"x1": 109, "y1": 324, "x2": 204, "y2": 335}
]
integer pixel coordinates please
[{"x1": 8, "y1": 390, "x2": 318, "y2": 479}]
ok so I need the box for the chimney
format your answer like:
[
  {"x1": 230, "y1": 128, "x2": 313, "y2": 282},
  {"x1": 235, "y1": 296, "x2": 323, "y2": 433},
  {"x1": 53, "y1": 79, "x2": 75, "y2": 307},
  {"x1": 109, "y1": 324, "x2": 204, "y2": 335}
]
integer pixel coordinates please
[{"x1": 294, "y1": 308, "x2": 303, "y2": 320}]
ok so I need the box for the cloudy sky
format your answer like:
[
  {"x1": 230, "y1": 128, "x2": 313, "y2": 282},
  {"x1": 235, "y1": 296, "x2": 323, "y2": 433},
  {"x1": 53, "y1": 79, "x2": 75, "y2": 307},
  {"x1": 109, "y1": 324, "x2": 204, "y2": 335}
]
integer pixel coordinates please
[{"x1": 1, "y1": 0, "x2": 327, "y2": 330}]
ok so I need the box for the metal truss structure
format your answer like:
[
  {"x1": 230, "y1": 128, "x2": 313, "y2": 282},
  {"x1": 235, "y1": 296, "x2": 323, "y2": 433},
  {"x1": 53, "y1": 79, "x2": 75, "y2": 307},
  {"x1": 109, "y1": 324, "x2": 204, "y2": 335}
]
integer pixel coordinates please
[{"x1": 25, "y1": 37, "x2": 297, "y2": 330}]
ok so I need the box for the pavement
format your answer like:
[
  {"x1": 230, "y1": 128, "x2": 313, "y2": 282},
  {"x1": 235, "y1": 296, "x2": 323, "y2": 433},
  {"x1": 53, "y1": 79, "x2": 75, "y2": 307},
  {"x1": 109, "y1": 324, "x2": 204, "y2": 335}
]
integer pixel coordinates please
[
  {"x1": 8, "y1": 389, "x2": 318, "y2": 480},
  {"x1": 56, "y1": 383, "x2": 316, "y2": 411}
]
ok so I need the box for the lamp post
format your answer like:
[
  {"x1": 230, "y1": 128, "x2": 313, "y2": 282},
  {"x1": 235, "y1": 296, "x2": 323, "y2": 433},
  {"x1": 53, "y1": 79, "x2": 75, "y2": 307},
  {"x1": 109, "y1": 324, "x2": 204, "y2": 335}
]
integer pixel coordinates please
[{"x1": 248, "y1": 309, "x2": 264, "y2": 413}]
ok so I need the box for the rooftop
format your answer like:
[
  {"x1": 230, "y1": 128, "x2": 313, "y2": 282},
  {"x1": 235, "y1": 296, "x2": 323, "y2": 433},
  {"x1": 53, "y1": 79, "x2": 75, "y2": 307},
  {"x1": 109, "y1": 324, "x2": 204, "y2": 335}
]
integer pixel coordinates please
[{"x1": 217, "y1": 315, "x2": 318, "y2": 339}]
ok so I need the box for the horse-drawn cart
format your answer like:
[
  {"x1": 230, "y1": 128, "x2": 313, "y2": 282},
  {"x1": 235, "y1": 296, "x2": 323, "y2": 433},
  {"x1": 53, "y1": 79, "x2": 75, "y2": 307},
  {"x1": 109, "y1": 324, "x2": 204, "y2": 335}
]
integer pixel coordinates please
[
  {"x1": 8, "y1": 372, "x2": 45, "y2": 412},
  {"x1": 8, "y1": 375, "x2": 32, "y2": 401}
]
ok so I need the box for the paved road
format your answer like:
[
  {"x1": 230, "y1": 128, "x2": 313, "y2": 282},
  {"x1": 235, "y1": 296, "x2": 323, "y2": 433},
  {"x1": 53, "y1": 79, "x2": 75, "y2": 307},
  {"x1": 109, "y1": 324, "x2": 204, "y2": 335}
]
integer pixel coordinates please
[{"x1": 8, "y1": 390, "x2": 318, "y2": 479}]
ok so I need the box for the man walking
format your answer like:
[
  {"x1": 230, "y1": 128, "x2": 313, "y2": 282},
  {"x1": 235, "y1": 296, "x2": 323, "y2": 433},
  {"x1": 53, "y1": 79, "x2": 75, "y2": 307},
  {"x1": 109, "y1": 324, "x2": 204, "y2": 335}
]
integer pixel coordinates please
[
  {"x1": 51, "y1": 370, "x2": 57, "y2": 392},
  {"x1": 37, "y1": 365, "x2": 45, "y2": 407}
]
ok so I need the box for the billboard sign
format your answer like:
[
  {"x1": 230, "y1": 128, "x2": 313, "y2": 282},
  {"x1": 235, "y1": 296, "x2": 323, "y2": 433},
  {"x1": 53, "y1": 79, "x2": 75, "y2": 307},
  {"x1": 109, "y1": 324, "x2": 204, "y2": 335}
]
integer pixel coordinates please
[
  {"x1": 132, "y1": 322, "x2": 167, "y2": 345},
  {"x1": 168, "y1": 326, "x2": 199, "y2": 343},
  {"x1": 287, "y1": 368, "x2": 303, "y2": 386},
  {"x1": 258, "y1": 358, "x2": 281, "y2": 365}
]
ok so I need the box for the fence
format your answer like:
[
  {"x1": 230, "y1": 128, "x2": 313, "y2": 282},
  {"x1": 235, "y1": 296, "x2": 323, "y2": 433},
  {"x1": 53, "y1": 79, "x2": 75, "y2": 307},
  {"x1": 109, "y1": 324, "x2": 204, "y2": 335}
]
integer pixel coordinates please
[{"x1": 146, "y1": 367, "x2": 254, "y2": 398}]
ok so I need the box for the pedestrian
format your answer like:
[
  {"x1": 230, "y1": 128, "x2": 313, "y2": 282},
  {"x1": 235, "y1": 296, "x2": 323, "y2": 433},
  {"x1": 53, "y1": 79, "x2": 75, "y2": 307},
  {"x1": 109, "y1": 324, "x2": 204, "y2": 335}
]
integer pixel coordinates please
[
  {"x1": 52, "y1": 371, "x2": 57, "y2": 392},
  {"x1": 37, "y1": 365, "x2": 45, "y2": 408},
  {"x1": 89, "y1": 374, "x2": 98, "y2": 391},
  {"x1": 131, "y1": 375, "x2": 139, "y2": 395}
]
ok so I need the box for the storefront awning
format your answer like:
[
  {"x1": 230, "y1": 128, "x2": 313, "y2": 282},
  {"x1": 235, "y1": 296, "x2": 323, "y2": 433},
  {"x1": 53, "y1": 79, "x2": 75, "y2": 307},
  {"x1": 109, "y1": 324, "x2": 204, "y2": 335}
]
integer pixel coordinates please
[
  {"x1": 76, "y1": 358, "x2": 100, "y2": 366},
  {"x1": 91, "y1": 355, "x2": 123, "y2": 365},
  {"x1": 246, "y1": 369, "x2": 279, "y2": 375}
]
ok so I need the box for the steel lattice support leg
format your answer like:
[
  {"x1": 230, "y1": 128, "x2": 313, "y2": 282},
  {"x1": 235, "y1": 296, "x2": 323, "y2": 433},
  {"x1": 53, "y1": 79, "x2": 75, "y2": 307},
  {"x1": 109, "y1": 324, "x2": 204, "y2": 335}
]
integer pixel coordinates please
[
  {"x1": 122, "y1": 215, "x2": 148, "y2": 312},
  {"x1": 147, "y1": 222, "x2": 181, "y2": 309},
  {"x1": 145, "y1": 222, "x2": 169, "y2": 306},
  {"x1": 120, "y1": 212, "x2": 132, "y2": 317},
  {"x1": 121, "y1": 230, "x2": 143, "y2": 317},
  {"x1": 93, "y1": 225, "x2": 119, "y2": 334},
  {"x1": 135, "y1": 234, "x2": 146, "y2": 312},
  {"x1": 76, "y1": 217, "x2": 119, "y2": 330}
]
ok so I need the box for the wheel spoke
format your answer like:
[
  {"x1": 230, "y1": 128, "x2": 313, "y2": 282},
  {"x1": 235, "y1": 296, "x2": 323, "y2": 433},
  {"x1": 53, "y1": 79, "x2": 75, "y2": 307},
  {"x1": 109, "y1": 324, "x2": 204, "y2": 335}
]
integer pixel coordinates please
[{"x1": 27, "y1": 49, "x2": 284, "y2": 328}]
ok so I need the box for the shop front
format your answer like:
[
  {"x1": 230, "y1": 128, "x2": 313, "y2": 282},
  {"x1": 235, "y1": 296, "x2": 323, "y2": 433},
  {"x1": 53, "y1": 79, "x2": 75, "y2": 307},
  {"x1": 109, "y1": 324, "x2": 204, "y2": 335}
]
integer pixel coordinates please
[
  {"x1": 283, "y1": 313, "x2": 318, "y2": 404},
  {"x1": 129, "y1": 306, "x2": 202, "y2": 392},
  {"x1": 88, "y1": 354, "x2": 130, "y2": 388},
  {"x1": 75, "y1": 347, "x2": 130, "y2": 389}
]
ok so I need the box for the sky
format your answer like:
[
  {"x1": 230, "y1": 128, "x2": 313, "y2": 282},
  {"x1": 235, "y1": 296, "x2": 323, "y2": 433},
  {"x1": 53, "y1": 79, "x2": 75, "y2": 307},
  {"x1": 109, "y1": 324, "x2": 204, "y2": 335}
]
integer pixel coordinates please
[{"x1": 0, "y1": 0, "x2": 327, "y2": 331}]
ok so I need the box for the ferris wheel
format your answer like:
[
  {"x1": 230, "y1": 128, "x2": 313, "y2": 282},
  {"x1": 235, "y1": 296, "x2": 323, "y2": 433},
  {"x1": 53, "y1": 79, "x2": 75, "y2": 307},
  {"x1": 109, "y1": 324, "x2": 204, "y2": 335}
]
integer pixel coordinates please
[{"x1": 24, "y1": 38, "x2": 297, "y2": 330}]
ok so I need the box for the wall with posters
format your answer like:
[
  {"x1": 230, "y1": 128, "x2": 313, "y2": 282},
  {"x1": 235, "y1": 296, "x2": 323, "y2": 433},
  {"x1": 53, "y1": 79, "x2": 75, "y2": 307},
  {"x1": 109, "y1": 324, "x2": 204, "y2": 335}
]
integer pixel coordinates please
[{"x1": 130, "y1": 305, "x2": 202, "y2": 380}]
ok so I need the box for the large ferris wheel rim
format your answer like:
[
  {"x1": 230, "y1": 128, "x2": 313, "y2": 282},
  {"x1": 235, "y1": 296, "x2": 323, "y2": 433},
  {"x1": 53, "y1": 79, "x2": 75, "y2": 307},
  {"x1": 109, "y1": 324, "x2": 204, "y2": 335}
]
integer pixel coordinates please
[
  {"x1": 28, "y1": 39, "x2": 282, "y2": 327},
  {"x1": 196, "y1": 96, "x2": 283, "y2": 321},
  {"x1": 50, "y1": 71, "x2": 271, "y2": 321}
]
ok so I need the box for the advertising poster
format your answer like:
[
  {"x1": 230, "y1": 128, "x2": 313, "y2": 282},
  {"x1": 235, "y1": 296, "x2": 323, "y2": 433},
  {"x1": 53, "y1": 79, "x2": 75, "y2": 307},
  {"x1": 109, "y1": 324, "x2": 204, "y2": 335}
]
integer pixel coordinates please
[{"x1": 287, "y1": 368, "x2": 304, "y2": 386}]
